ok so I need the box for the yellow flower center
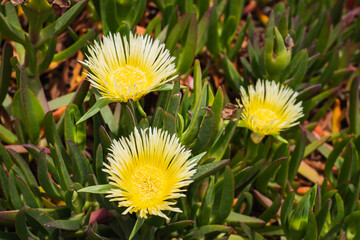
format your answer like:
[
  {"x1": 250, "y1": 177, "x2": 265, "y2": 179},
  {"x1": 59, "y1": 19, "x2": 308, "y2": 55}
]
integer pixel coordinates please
[
  {"x1": 253, "y1": 109, "x2": 277, "y2": 126},
  {"x1": 131, "y1": 165, "x2": 164, "y2": 202},
  {"x1": 112, "y1": 65, "x2": 147, "y2": 95}
]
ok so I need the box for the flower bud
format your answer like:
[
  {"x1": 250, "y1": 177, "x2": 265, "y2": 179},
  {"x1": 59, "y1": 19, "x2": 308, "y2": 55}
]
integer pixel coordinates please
[{"x1": 263, "y1": 27, "x2": 291, "y2": 82}]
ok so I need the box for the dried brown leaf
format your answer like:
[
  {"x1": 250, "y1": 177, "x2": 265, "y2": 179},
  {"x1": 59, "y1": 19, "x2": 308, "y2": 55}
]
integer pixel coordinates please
[
  {"x1": 49, "y1": 0, "x2": 70, "y2": 8},
  {"x1": 1, "y1": 0, "x2": 28, "y2": 6},
  {"x1": 221, "y1": 104, "x2": 239, "y2": 120}
]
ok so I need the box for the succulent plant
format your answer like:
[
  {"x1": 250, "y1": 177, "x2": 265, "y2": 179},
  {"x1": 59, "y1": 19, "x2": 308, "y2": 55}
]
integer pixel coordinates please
[{"x1": 0, "y1": 0, "x2": 360, "y2": 239}]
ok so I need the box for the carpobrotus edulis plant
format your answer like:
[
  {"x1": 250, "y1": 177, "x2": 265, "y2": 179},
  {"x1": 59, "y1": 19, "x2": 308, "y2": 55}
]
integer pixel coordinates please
[
  {"x1": 77, "y1": 32, "x2": 177, "y2": 124},
  {"x1": 83, "y1": 32, "x2": 177, "y2": 102},
  {"x1": 103, "y1": 128, "x2": 197, "y2": 220},
  {"x1": 239, "y1": 80, "x2": 304, "y2": 143}
]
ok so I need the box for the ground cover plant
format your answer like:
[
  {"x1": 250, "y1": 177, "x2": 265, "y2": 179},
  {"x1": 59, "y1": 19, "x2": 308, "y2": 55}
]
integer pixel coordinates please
[{"x1": 0, "y1": 0, "x2": 359, "y2": 239}]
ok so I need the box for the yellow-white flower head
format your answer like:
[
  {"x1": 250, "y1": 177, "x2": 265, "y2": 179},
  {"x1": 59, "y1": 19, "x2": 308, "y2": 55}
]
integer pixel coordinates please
[
  {"x1": 239, "y1": 80, "x2": 303, "y2": 143},
  {"x1": 103, "y1": 128, "x2": 196, "y2": 220},
  {"x1": 83, "y1": 32, "x2": 177, "y2": 102}
]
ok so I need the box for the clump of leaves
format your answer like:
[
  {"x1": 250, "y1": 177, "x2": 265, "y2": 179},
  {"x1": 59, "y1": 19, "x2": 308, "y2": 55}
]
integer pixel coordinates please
[{"x1": 0, "y1": 0, "x2": 359, "y2": 239}]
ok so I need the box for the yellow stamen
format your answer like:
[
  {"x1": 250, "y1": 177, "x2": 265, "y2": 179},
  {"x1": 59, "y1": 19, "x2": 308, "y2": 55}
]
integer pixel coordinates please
[
  {"x1": 112, "y1": 65, "x2": 147, "y2": 96},
  {"x1": 130, "y1": 165, "x2": 164, "y2": 203},
  {"x1": 253, "y1": 109, "x2": 277, "y2": 126}
]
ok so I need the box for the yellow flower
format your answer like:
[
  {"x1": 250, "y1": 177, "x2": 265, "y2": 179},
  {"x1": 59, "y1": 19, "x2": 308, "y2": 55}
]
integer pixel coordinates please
[
  {"x1": 103, "y1": 128, "x2": 196, "y2": 220},
  {"x1": 239, "y1": 80, "x2": 303, "y2": 143},
  {"x1": 83, "y1": 33, "x2": 176, "y2": 102}
]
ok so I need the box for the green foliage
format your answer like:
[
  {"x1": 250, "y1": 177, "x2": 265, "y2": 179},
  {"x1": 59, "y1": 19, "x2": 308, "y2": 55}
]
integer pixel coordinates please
[{"x1": 0, "y1": 0, "x2": 359, "y2": 239}]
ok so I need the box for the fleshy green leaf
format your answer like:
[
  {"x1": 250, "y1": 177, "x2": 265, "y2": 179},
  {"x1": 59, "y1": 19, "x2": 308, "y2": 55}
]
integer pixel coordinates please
[
  {"x1": 145, "y1": 16, "x2": 161, "y2": 37},
  {"x1": 53, "y1": 29, "x2": 94, "y2": 62},
  {"x1": 196, "y1": 8, "x2": 211, "y2": 54},
  {"x1": 0, "y1": 142, "x2": 13, "y2": 170},
  {"x1": 316, "y1": 198, "x2": 331, "y2": 235},
  {"x1": 198, "y1": 177, "x2": 215, "y2": 226},
  {"x1": 13, "y1": 81, "x2": 45, "y2": 143},
  {"x1": 212, "y1": 166, "x2": 234, "y2": 224},
  {"x1": 162, "y1": 110, "x2": 176, "y2": 135},
  {"x1": 16, "y1": 208, "x2": 58, "y2": 239},
  {"x1": 220, "y1": 16, "x2": 237, "y2": 48},
  {"x1": 151, "y1": 83, "x2": 186, "y2": 92},
  {"x1": 38, "y1": 37, "x2": 57, "y2": 73},
  {"x1": 192, "y1": 159, "x2": 229, "y2": 182},
  {"x1": 66, "y1": 140, "x2": 91, "y2": 186},
  {"x1": 0, "y1": 42, "x2": 13, "y2": 104},
  {"x1": 118, "y1": 103, "x2": 136, "y2": 137},
  {"x1": 304, "y1": 210, "x2": 318, "y2": 240},
  {"x1": 304, "y1": 135, "x2": 330, "y2": 158},
  {"x1": 0, "y1": 167, "x2": 10, "y2": 202},
  {"x1": 190, "y1": 107, "x2": 215, "y2": 154},
  {"x1": 15, "y1": 176, "x2": 42, "y2": 208},
  {"x1": 157, "y1": 220, "x2": 194, "y2": 237},
  {"x1": 204, "y1": 109, "x2": 240, "y2": 162},
  {"x1": 78, "y1": 184, "x2": 113, "y2": 194},
  {"x1": 177, "y1": 15, "x2": 197, "y2": 74},
  {"x1": 0, "y1": 124, "x2": 17, "y2": 145},
  {"x1": 227, "y1": 211, "x2": 265, "y2": 228},
  {"x1": 129, "y1": 218, "x2": 145, "y2": 240},
  {"x1": 95, "y1": 144, "x2": 108, "y2": 184},
  {"x1": 49, "y1": 144, "x2": 73, "y2": 190},
  {"x1": 166, "y1": 92, "x2": 181, "y2": 116},
  {"x1": 64, "y1": 184, "x2": 85, "y2": 213},
  {"x1": 37, "y1": 0, "x2": 89, "y2": 47},
  {"x1": 8, "y1": 149, "x2": 40, "y2": 196},
  {"x1": 350, "y1": 77, "x2": 360, "y2": 137},
  {"x1": 256, "y1": 158, "x2": 286, "y2": 194},
  {"x1": 228, "y1": 16, "x2": 249, "y2": 61},
  {"x1": 0, "y1": 13, "x2": 26, "y2": 44},
  {"x1": 181, "y1": 81, "x2": 208, "y2": 145},
  {"x1": 99, "y1": 126, "x2": 112, "y2": 155},
  {"x1": 288, "y1": 187, "x2": 313, "y2": 240},
  {"x1": 288, "y1": 126, "x2": 306, "y2": 182},
  {"x1": 45, "y1": 219, "x2": 82, "y2": 231},
  {"x1": 77, "y1": 98, "x2": 114, "y2": 125},
  {"x1": 65, "y1": 104, "x2": 86, "y2": 150},
  {"x1": 337, "y1": 143, "x2": 353, "y2": 185},
  {"x1": 165, "y1": 14, "x2": 190, "y2": 54},
  {"x1": 259, "y1": 194, "x2": 281, "y2": 223},
  {"x1": 4, "y1": 2, "x2": 21, "y2": 29},
  {"x1": 333, "y1": 193, "x2": 344, "y2": 224},
  {"x1": 192, "y1": 59, "x2": 202, "y2": 107},
  {"x1": 185, "y1": 225, "x2": 231, "y2": 239},
  {"x1": 286, "y1": 49, "x2": 308, "y2": 87},
  {"x1": 223, "y1": 56, "x2": 243, "y2": 90},
  {"x1": 207, "y1": 5, "x2": 220, "y2": 55},
  {"x1": 8, "y1": 169, "x2": 22, "y2": 210},
  {"x1": 37, "y1": 150, "x2": 62, "y2": 199}
]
